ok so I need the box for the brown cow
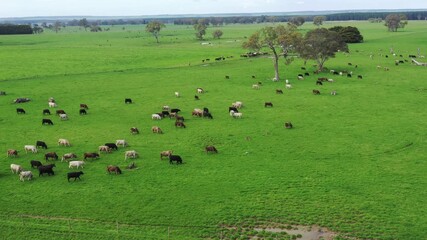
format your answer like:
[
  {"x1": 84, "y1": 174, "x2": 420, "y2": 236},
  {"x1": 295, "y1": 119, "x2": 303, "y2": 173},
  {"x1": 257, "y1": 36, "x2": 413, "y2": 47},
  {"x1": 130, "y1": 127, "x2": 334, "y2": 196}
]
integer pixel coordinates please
[
  {"x1": 264, "y1": 102, "x2": 273, "y2": 107},
  {"x1": 107, "y1": 165, "x2": 122, "y2": 174},
  {"x1": 152, "y1": 126, "x2": 163, "y2": 134},
  {"x1": 160, "y1": 150, "x2": 173, "y2": 160},
  {"x1": 205, "y1": 146, "x2": 218, "y2": 154},
  {"x1": 80, "y1": 104, "x2": 89, "y2": 109},
  {"x1": 285, "y1": 122, "x2": 293, "y2": 129},
  {"x1": 175, "y1": 121, "x2": 186, "y2": 128},
  {"x1": 130, "y1": 127, "x2": 139, "y2": 134},
  {"x1": 7, "y1": 149, "x2": 18, "y2": 157},
  {"x1": 312, "y1": 90, "x2": 321, "y2": 95}
]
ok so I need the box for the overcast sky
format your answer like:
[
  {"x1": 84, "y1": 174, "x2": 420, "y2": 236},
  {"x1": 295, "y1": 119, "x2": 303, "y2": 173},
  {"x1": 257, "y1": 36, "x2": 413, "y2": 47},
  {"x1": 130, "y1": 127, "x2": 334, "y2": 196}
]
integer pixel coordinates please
[{"x1": 1, "y1": 0, "x2": 427, "y2": 18}]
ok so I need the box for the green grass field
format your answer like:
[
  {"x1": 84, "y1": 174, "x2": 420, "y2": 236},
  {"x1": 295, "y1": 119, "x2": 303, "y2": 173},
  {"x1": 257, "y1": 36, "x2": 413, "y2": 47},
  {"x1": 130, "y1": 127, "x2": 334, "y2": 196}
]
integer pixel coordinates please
[{"x1": 0, "y1": 21, "x2": 426, "y2": 239}]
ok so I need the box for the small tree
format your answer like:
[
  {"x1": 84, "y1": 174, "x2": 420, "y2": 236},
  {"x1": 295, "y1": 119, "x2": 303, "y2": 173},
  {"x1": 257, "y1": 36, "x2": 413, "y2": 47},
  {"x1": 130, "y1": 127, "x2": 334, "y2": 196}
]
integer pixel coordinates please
[
  {"x1": 313, "y1": 16, "x2": 326, "y2": 27},
  {"x1": 384, "y1": 14, "x2": 408, "y2": 32},
  {"x1": 297, "y1": 28, "x2": 348, "y2": 71},
  {"x1": 288, "y1": 16, "x2": 305, "y2": 27},
  {"x1": 212, "y1": 29, "x2": 223, "y2": 39},
  {"x1": 32, "y1": 24, "x2": 44, "y2": 34},
  {"x1": 53, "y1": 21, "x2": 62, "y2": 33},
  {"x1": 145, "y1": 21, "x2": 166, "y2": 43},
  {"x1": 79, "y1": 18, "x2": 90, "y2": 31},
  {"x1": 194, "y1": 19, "x2": 208, "y2": 40}
]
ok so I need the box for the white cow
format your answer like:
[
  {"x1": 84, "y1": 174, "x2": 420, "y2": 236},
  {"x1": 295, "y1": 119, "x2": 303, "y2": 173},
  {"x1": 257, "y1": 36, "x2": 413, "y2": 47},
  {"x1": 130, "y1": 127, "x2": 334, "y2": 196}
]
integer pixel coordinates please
[
  {"x1": 99, "y1": 145, "x2": 111, "y2": 154},
  {"x1": 285, "y1": 79, "x2": 289, "y2": 84},
  {"x1": 124, "y1": 150, "x2": 139, "y2": 160},
  {"x1": 197, "y1": 88, "x2": 204, "y2": 94},
  {"x1": 285, "y1": 84, "x2": 292, "y2": 89},
  {"x1": 19, "y1": 171, "x2": 33, "y2": 181},
  {"x1": 11, "y1": 164, "x2": 23, "y2": 174},
  {"x1": 62, "y1": 153, "x2": 77, "y2": 162},
  {"x1": 116, "y1": 140, "x2": 128, "y2": 147},
  {"x1": 230, "y1": 110, "x2": 243, "y2": 118},
  {"x1": 24, "y1": 145, "x2": 37, "y2": 154},
  {"x1": 48, "y1": 102, "x2": 57, "y2": 108},
  {"x1": 232, "y1": 101, "x2": 243, "y2": 109},
  {"x1": 252, "y1": 84, "x2": 260, "y2": 89},
  {"x1": 69, "y1": 161, "x2": 85, "y2": 169},
  {"x1": 59, "y1": 113, "x2": 68, "y2": 120},
  {"x1": 175, "y1": 92, "x2": 180, "y2": 97},
  {"x1": 152, "y1": 114, "x2": 162, "y2": 120},
  {"x1": 58, "y1": 139, "x2": 71, "y2": 146},
  {"x1": 162, "y1": 105, "x2": 170, "y2": 111}
]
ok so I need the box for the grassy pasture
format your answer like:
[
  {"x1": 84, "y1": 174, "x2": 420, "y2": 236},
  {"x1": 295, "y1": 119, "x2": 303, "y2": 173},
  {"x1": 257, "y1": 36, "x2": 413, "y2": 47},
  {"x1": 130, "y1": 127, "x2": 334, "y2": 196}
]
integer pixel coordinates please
[{"x1": 0, "y1": 21, "x2": 426, "y2": 239}]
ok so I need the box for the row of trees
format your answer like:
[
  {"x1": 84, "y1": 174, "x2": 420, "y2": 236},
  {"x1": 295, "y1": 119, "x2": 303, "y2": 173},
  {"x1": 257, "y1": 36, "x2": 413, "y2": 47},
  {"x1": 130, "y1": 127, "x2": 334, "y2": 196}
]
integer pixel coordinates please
[{"x1": 0, "y1": 24, "x2": 33, "y2": 34}]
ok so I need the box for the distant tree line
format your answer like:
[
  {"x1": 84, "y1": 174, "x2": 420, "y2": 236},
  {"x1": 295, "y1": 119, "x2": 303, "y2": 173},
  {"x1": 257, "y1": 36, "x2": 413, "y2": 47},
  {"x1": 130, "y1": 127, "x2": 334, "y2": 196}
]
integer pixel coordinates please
[{"x1": 0, "y1": 24, "x2": 33, "y2": 34}]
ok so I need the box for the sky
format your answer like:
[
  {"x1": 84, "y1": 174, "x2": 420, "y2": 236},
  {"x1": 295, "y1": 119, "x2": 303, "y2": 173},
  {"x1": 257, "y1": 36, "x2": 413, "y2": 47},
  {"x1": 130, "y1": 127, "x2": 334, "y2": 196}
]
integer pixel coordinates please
[{"x1": 1, "y1": 0, "x2": 427, "y2": 18}]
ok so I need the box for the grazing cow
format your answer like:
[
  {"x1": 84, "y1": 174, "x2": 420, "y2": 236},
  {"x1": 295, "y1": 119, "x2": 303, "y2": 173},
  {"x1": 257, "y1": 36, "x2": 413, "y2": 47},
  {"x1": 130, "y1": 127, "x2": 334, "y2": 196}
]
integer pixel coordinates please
[
  {"x1": 160, "y1": 150, "x2": 173, "y2": 160},
  {"x1": 357, "y1": 75, "x2": 363, "y2": 79},
  {"x1": 7, "y1": 149, "x2": 18, "y2": 157},
  {"x1": 125, "y1": 98, "x2": 132, "y2": 104},
  {"x1": 175, "y1": 92, "x2": 180, "y2": 97},
  {"x1": 59, "y1": 113, "x2": 68, "y2": 120},
  {"x1": 38, "y1": 164, "x2": 55, "y2": 176},
  {"x1": 43, "y1": 109, "x2": 51, "y2": 115},
  {"x1": 228, "y1": 107, "x2": 238, "y2": 113},
  {"x1": 30, "y1": 160, "x2": 42, "y2": 169},
  {"x1": 84, "y1": 152, "x2": 99, "y2": 160},
  {"x1": 230, "y1": 110, "x2": 243, "y2": 118},
  {"x1": 152, "y1": 114, "x2": 162, "y2": 120},
  {"x1": 232, "y1": 101, "x2": 243, "y2": 109},
  {"x1": 98, "y1": 145, "x2": 111, "y2": 154},
  {"x1": 104, "y1": 143, "x2": 118, "y2": 151},
  {"x1": 285, "y1": 122, "x2": 293, "y2": 129},
  {"x1": 48, "y1": 102, "x2": 57, "y2": 108},
  {"x1": 36, "y1": 141, "x2": 48, "y2": 149},
  {"x1": 10, "y1": 164, "x2": 23, "y2": 174},
  {"x1": 297, "y1": 76, "x2": 304, "y2": 80},
  {"x1": 161, "y1": 111, "x2": 170, "y2": 117},
  {"x1": 347, "y1": 73, "x2": 352, "y2": 78},
  {"x1": 192, "y1": 110, "x2": 203, "y2": 117},
  {"x1": 312, "y1": 90, "x2": 321, "y2": 95},
  {"x1": 203, "y1": 112, "x2": 213, "y2": 119},
  {"x1": 331, "y1": 90, "x2": 337, "y2": 95},
  {"x1": 130, "y1": 127, "x2": 139, "y2": 134},
  {"x1": 69, "y1": 161, "x2": 85, "y2": 169},
  {"x1": 107, "y1": 165, "x2": 122, "y2": 174},
  {"x1": 276, "y1": 89, "x2": 283, "y2": 94},
  {"x1": 48, "y1": 97, "x2": 55, "y2": 103},
  {"x1": 56, "y1": 110, "x2": 66, "y2": 115},
  {"x1": 333, "y1": 71, "x2": 339, "y2": 75},
  {"x1": 42, "y1": 119, "x2": 54, "y2": 125},
  {"x1": 197, "y1": 88, "x2": 204, "y2": 93},
  {"x1": 348, "y1": 62, "x2": 352, "y2": 66},
  {"x1": 225, "y1": 75, "x2": 230, "y2": 79},
  {"x1": 169, "y1": 155, "x2": 183, "y2": 164},
  {"x1": 24, "y1": 145, "x2": 38, "y2": 154},
  {"x1": 67, "y1": 171, "x2": 84, "y2": 182},
  {"x1": 318, "y1": 77, "x2": 328, "y2": 82},
  {"x1": 61, "y1": 153, "x2": 77, "y2": 162},
  {"x1": 252, "y1": 75, "x2": 256, "y2": 78},
  {"x1": 175, "y1": 121, "x2": 186, "y2": 128},
  {"x1": 124, "y1": 150, "x2": 138, "y2": 160},
  {"x1": 170, "y1": 108, "x2": 181, "y2": 113},
  {"x1": 264, "y1": 102, "x2": 273, "y2": 107},
  {"x1": 80, "y1": 104, "x2": 89, "y2": 109},
  {"x1": 301, "y1": 67, "x2": 306, "y2": 70},
  {"x1": 116, "y1": 140, "x2": 128, "y2": 147},
  {"x1": 58, "y1": 139, "x2": 71, "y2": 147},
  {"x1": 203, "y1": 107, "x2": 209, "y2": 113},
  {"x1": 316, "y1": 80, "x2": 323, "y2": 85},
  {"x1": 162, "y1": 105, "x2": 170, "y2": 111},
  {"x1": 252, "y1": 84, "x2": 260, "y2": 89},
  {"x1": 16, "y1": 108, "x2": 26, "y2": 114},
  {"x1": 126, "y1": 162, "x2": 137, "y2": 169},
  {"x1": 19, "y1": 171, "x2": 33, "y2": 182},
  {"x1": 152, "y1": 126, "x2": 163, "y2": 134},
  {"x1": 304, "y1": 72, "x2": 310, "y2": 76},
  {"x1": 79, "y1": 109, "x2": 87, "y2": 115},
  {"x1": 13, "y1": 98, "x2": 30, "y2": 103},
  {"x1": 194, "y1": 95, "x2": 199, "y2": 100},
  {"x1": 45, "y1": 152, "x2": 58, "y2": 161},
  {"x1": 175, "y1": 115, "x2": 185, "y2": 122},
  {"x1": 205, "y1": 146, "x2": 218, "y2": 154},
  {"x1": 327, "y1": 79, "x2": 334, "y2": 82},
  {"x1": 285, "y1": 84, "x2": 292, "y2": 89}
]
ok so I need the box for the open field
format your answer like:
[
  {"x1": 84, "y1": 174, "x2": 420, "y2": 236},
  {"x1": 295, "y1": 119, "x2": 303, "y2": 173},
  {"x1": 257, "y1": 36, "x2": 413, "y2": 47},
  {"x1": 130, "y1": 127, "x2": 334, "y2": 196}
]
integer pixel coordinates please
[{"x1": 0, "y1": 21, "x2": 426, "y2": 239}]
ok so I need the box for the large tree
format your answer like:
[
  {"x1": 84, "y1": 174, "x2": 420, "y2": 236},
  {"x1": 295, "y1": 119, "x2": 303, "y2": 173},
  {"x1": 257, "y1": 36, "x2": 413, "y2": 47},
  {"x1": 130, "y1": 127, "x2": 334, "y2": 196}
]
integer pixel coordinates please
[
  {"x1": 329, "y1": 26, "x2": 364, "y2": 43},
  {"x1": 79, "y1": 18, "x2": 90, "y2": 31},
  {"x1": 194, "y1": 19, "x2": 208, "y2": 40},
  {"x1": 145, "y1": 21, "x2": 166, "y2": 43},
  {"x1": 288, "y1": 16, "x2": 305, "y2": 27},
  {"x1": 297, "y1": 28, "x2": 348, "y2": 71},
  {"x1": 313, "y1": 16, "x2": 326, "y2": 27},
  {"x1": 212, "y1": 29, "x2": 223, "y2": 39},
  {"x1": 384, "y1": 14, "x2": 408, "y2": 32},
  {"x1": 243, "y1": 25, "x2": 301, "y2": 81}
]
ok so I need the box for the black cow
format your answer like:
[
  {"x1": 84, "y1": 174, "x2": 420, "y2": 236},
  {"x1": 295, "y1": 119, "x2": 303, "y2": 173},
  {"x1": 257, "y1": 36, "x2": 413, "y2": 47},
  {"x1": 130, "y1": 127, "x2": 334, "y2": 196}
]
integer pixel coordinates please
[
  {"x1": 285, "y1": 122, "x2": 293, "y2": 129},
  {"x1": 42, "y1": 119, "x2": 54, "y2": 125},
  {"x1": 43, "y1": 109, "x2": 51, "y2": 115},
  {"x1": 56, "y1": 109, "x2": 66, "y2": 115},
  {"x1": 170, "y1": 108, "x2": 181, "y2": 113},
  {"x1": 347, "y1": 73, "x2": 352, "y2": 78},
  {"x1": 36, "y1": 141, "x2": 48, "y2": 149},
  {"x1": 30, "y1": 160, "x2": 42, "y2": 169},
  {"x1": 304, "y1": 72, "x2": 310, "y2": 76},
  {"x1": 13, "y1": 98, "x2": 30, "y2": 103},
  {"x1": 16, "y1": 108, "x2": 26, "y2": 114},
  {"x1": 357, "y1": 75, "x2": 363, "y2": 79},
  {"x1": 68, "y1": 171, "x2": 84, "y2": 182},
  {"x1": 203, "y1": 107, "x2": 209, "y2": 113},
  {"x1": 229, "y1": 107, "x2": 238, "y2": 113},
  {"x1": 79, "y1": 109, "x2": 87, "y2": 115},
  {"x1": 104, "y1": 143, "x2": 118, "y2": 151},
  {"x1": 316, "y1": 80, "x2": 323, "y2": 85},
  {"x1": 203, "y1": 112, "x2": 213, "y2": 119},
  {"x1": 38, "y1": 164, "x2": 55, "y2": 176},
  {"x1": 161, "y1": 111, "x2": 170, "y2": 117},
  {"x1": 45, "y1": 152, "x2": 58, "y2": 161},
  {"x1": 125, "y1": 98, "x2": 132, "y2": 104},
  {"x1": 169, "y1": 155, "x2": 183, "y2": 164},
  {"x1": 276, "y1": 89, "x2": 283, "y2": 94},
  {"x1": 225, "y1": 75, "x2": 230, "y2": 79},
  {"x1": 80, "y1": 104, "x2": 89, "y2": 109},
  {"x1": 312, "y1": 90, "x2": 321, "y2": 95},
  {"x1": 194, "y1": 95, "x2": 199, "y2": 100},
  {"x1": 0, "y1": 91, "x2": 6, "y2": 95}
]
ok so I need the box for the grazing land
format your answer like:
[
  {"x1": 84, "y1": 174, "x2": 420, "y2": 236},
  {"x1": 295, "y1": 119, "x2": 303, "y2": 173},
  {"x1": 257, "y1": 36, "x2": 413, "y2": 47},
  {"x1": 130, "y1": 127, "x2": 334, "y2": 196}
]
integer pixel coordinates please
[{"x1": 0, "y1": 21, "x2": 426, "y2": 239}]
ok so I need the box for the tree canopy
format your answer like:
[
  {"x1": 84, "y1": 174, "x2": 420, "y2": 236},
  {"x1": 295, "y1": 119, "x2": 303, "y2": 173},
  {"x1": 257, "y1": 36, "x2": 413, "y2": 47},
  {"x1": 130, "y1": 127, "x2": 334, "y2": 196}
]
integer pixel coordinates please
[
  {"x1": 297, "y1": 28, "x2": 348, "y2": 71},
  {"x1": 384, "y1": 14, "x2": 408, "y2": 32},
  {"x1": 212, "y1": 29, "x2": 223, "y2": 39},
  {"x1": 313, "y1": 16, "x2": 326, "y2": 27},
  {"x1": 145, "y1": 21, "x2": 166, "y2": 43},
  {"x1": 329, "y1": 26, "x2": 364, "y2": 43},
  {"x1": 288, "y1": 16, "x2": 305, "y2": 27},
  {"x1": 194, "y1": 19, "x2": 208, "y2": 40}
]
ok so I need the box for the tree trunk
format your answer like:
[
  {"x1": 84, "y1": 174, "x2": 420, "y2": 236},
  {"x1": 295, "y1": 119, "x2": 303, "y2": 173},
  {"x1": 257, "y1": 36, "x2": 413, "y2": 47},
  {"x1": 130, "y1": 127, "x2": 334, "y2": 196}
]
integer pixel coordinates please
[{"x1": 271, "y1": 47, "x2": 280, "y2": 81}]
